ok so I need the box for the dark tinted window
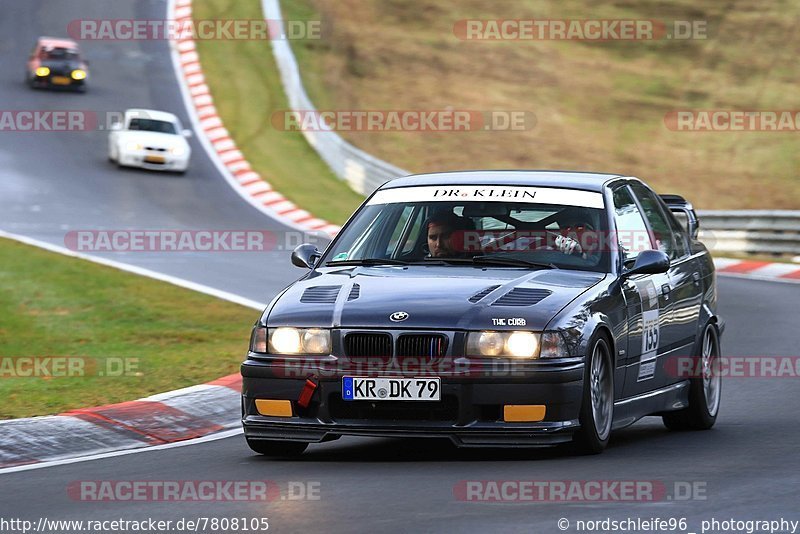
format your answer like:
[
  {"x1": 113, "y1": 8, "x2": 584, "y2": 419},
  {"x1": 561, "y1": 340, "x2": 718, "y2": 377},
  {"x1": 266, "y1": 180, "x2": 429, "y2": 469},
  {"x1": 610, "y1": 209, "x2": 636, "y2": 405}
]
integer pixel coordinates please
[
  {"x1": 128, "y1": 119, "x2": 177, "y2": 134},
  {"x1": 630, "y1": 184, "x2": 678, "y2": 259},
  {"x1": 41, "y1": 47, "x2": 80, "y2": 60},
  {"x1": 611, "y1": 186, "x2": 651, "y2": 264}
]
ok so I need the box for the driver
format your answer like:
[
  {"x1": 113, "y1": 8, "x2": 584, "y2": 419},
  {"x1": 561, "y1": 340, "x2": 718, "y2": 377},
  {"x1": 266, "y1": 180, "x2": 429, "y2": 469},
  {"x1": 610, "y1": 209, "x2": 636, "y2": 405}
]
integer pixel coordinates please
[{"x1": 425, "y1": 211, "x2": 473, "y2": 258}]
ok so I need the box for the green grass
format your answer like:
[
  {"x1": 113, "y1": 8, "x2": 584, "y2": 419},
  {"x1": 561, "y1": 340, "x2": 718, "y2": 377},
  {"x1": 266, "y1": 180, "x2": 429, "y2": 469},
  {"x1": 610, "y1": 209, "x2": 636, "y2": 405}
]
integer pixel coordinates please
[
  {"x1": 279, "y1": 0, "x2": 800, "y2": 210},
  {"x1": 192, "y1": 0, "x2": 365, "y2": 224},
  {"x1": 0, "y1": 238, "x2": 258, "y2": 419}
]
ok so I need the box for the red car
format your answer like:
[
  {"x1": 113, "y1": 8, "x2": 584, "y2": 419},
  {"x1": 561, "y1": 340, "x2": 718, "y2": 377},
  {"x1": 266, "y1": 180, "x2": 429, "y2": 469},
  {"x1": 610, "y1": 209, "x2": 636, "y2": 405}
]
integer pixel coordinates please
[{"x1": 26, "y1": 37, "x2": 89, "y2": 92}]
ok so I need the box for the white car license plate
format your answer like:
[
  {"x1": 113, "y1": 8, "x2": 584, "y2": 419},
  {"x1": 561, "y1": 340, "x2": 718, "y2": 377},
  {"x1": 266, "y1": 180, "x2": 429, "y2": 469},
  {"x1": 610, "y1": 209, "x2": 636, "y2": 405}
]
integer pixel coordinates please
[{"x1": 342, "y1": 377, "x2": 440, "y2": 401}]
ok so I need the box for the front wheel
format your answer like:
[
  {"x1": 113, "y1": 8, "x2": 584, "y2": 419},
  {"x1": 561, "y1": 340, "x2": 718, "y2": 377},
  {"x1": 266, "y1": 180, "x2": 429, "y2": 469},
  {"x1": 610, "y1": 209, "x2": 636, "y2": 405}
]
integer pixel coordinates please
[
  {"x1": 572, "y1": 333, "x2": 614, "y2": 454},
  {"x1": 246, "y1": 438, "x2": 308, "y2": 457},
  {"x1": 663, "y1": 322, "x2": 721, "y2": 430}
]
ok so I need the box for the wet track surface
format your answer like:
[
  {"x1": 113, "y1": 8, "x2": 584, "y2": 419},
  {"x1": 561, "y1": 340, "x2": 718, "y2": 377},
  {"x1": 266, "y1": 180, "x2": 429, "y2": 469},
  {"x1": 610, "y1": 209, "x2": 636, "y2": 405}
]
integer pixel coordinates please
[{"x1": 1, "y1": 1, "x2": 799, "y2": 532}]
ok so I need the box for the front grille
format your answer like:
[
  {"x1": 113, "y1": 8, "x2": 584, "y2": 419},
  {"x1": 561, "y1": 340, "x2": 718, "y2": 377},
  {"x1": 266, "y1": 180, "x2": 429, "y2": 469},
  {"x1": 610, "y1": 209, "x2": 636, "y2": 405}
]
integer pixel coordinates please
[
  {"x1": 145, "y1": 147, "x2": 167, "y2": 152},
  {"x1": 396, "y1": 334, "x2": 448, "y2": 360},
  {"x1": 329, "y1": 394, "x2": 459, "y2": 422},
  {"x1": 344, "y1": 333, "x2": 392, "y2": 361}
]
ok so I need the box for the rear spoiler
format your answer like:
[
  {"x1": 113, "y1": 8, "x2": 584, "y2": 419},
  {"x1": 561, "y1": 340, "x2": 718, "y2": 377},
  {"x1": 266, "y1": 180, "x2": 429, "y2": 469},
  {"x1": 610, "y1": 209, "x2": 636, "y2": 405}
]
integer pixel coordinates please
[{"x1": 659, "y1": 194, "x2": 700, "y2": 239}]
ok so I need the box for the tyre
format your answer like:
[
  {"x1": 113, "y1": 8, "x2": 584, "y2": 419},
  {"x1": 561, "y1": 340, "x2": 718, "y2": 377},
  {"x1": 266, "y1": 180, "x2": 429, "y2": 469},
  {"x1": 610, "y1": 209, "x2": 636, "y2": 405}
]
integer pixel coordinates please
[
  {"x1": 246, "y1": 438, "x2": 308, "y2": 457},
  {"x1": 663, "y1": 322, "x2": 721, "y2": 430},
  {"x1": 572, "y1": 333, "x2": 614, "y2": 454}
]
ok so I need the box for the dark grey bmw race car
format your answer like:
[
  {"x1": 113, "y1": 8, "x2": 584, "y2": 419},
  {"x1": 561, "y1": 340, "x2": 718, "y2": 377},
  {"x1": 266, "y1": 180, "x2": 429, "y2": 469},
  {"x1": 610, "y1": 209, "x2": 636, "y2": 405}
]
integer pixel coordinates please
[{"x1": 241, "y1": 171, "x2": 723, "y2": 455}]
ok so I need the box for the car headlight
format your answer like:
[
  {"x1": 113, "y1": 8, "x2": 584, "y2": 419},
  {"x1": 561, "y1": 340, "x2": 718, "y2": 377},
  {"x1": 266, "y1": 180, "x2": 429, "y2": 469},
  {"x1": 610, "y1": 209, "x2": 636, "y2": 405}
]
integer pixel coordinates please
[
  {"x1": 466, "y1": 330, "x2": 571, "y2": 359},
  {"x1": 70, "y1": 69, "x2": 87, "y2": 80},
  {"x1": 125, "y1": 142, "x2": 143, "y2": 151},
  {"x1": 169, "y1": 146, "x2": 185, "y2": 156},
  {"x1": 253, "y1": 327, "x2": 331, "y2": 355},
  {"x1": 35, "y1": 67, "x2": 50, "y2": 77},
  {"x1": 466, "y1": 331, "x2": 540, "y2": 358}
]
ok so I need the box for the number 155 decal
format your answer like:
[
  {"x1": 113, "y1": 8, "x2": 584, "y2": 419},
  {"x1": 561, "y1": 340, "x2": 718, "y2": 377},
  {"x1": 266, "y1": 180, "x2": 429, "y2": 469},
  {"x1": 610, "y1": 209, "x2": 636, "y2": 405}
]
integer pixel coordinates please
[{"x1": 637, "y1": 280, "x2": 660, "y2": 382}]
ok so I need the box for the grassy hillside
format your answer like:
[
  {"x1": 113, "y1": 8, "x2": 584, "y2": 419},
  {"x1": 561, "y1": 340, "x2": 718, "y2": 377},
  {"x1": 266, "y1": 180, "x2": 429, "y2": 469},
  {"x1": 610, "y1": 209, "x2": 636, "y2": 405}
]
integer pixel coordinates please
[
  {"x1": 193, "y1": 0, "x2": 365, "y2": 224},
  {"x1": 283, "y1": 0, "x2": 800, "y2": 209}
]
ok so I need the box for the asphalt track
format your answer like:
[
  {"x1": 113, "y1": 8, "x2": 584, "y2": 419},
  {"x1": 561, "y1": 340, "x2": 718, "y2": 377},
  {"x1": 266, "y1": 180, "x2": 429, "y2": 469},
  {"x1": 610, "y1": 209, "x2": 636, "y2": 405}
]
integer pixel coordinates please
[{"x1": 1, "y1": 1, "x2": 799, "y2": 532}]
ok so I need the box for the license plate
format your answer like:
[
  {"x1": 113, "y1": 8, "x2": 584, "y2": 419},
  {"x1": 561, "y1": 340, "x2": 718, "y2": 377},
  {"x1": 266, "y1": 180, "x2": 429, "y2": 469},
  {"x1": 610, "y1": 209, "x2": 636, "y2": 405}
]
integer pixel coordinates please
[
  {"x1": 145, "y1": 155, "x2": 166, "y2": 163},
  {"x1": 51, "y1": 76, "x2": 71, "y2": 85},
  {"x1": 342, "y1": 377, "x2": 440, "y2": 401}
]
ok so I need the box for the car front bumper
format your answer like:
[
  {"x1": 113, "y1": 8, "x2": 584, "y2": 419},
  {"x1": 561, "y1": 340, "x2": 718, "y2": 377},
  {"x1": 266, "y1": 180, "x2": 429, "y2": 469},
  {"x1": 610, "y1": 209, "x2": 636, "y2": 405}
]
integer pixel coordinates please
[
  {"x1": 119, "y1": 151, "x2": 190, "y2": 171},
  {"x1": 31, "y1": 75, "x2": 86, "y2": 90},
  {"x1": 241, "y1": 357, "x2": 585, "y2": 447}
]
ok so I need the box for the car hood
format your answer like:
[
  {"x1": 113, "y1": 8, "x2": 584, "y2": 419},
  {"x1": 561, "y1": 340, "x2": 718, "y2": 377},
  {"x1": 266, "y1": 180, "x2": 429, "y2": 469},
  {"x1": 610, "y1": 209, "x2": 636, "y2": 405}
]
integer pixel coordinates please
[
  {"x1": 266, "y1": 266, "x2": 606, "y2": 331},
  {"x1": 117, "y1": 130, "x2": 187, "y2": 148}
]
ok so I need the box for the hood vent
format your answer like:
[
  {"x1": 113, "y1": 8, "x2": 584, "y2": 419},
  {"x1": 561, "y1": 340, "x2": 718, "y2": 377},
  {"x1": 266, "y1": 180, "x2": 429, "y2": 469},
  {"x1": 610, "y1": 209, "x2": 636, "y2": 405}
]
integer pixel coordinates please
[
  {"x1": 492, "y1": 287, "x2": 552, "y2": 307},
  {"x1": 468, "y1": 285, "x2": 501, "y2": 303},
  {"x1": 300, "y1": 285, "x2": 342, "y2": 304},
  {"x1": 347, "y1": 284, "x2": 360, "y2": 301}
]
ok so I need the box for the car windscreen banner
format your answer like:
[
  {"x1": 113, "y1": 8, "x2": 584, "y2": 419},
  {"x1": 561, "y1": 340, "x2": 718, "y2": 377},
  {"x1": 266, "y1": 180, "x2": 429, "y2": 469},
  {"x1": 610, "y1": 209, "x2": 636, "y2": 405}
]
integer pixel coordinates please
[{"x1": 367, "y1": 185, "x2": 605, "y2": 208}]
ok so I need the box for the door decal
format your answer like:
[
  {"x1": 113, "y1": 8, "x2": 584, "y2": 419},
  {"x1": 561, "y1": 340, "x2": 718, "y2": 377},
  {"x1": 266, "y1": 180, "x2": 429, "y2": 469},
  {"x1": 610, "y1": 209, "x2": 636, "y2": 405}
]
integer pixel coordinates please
[{"x1": 636, "y1": 280, "x2": 660, "y2": 381}]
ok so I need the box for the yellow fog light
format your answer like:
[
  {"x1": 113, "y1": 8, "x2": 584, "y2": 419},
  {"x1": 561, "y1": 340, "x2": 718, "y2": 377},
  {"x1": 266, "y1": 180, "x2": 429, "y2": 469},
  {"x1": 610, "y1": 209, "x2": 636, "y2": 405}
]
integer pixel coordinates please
[
  {"x1": 71, "y1": 69, "x2": 87, "y2": 80},
  {"x1": 503, "y1": 405, "x2": 546, "y2": 422},
  {"x1": 35, "y1": 67, "x2": 50, "y2": 77},
  {"x1": 255, "y1": 399, "x2": 293, "y2": 417}
]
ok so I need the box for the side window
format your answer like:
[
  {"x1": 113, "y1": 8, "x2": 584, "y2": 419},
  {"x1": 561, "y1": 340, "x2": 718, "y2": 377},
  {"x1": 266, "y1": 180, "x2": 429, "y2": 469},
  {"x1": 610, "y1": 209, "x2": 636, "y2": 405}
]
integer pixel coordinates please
[
  {"x1": 385, "y1": 205, "x2": 421, "y2": 257},
  {"x1": 630, "y1": 184, "x2": 678, "y2": 260},
  {"x1": 664, "y1": 209, "x2": 690, "y2": 257},
  {"x1": 612, "y1": 186, "x2": 652, "y2": 264}
]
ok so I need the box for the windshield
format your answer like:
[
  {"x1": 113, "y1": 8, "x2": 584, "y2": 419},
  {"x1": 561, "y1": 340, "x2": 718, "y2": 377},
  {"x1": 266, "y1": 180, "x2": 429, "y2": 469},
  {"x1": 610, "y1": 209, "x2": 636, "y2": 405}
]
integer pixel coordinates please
[
  {"x1": 41, "y1": 47, "x2": 80, "y2": 61},
  {"x1": 323, "y1": 185, "x2": 610, "y2": 272},
  {"x1": 127, "y1": 118, "x2": 177, "y2": 134}
]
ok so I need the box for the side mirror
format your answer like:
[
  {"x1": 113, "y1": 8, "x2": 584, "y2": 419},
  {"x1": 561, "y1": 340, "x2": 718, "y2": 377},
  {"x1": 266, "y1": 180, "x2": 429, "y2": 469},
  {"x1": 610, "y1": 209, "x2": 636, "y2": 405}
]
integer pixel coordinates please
[
  {"x1": 291, "y1": 243, "x2": 320, "y2": 269},
  {"x1": 110, "y1": 122, "x2": 123, "y2": 131},
  {"x1": 624, "y1": 250, "x2": 670, "y2": 277},
  {"x1": 182, "y1": 129, "x2": 193, "y2": 138}
]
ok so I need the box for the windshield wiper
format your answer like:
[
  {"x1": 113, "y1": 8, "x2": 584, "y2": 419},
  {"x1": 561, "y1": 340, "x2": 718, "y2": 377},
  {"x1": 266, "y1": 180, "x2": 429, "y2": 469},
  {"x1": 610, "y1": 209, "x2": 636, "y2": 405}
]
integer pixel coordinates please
[
  {"x1": 471, "y1": 255, "x2": 559, "y2": 269},
  {"x1": 325, "y1": 258, "x2": 410, "y2": 266}
]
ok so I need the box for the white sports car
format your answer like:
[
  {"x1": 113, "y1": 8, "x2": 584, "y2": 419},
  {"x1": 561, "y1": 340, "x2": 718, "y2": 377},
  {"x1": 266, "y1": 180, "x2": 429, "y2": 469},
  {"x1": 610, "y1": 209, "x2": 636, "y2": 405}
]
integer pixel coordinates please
[{"x1": 108, "y1": 109, "x2": 192, "y2": 173}]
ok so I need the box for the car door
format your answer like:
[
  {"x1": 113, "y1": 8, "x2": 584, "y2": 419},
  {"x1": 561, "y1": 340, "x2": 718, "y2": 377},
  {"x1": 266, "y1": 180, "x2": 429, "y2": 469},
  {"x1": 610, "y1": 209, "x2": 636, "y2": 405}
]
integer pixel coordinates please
[
  {"x1": 630, "y1": 183, "x2": 701, "y2": 379},
  {"x1": 611, "y1": 184, "x2": 672, "y2": 398}
]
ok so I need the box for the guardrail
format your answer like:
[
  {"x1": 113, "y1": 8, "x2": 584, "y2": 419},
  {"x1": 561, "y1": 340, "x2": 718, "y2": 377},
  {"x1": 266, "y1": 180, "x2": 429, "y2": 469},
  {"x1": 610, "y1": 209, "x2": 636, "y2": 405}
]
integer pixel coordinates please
[
  {"x1": 265, "y1": 0, "x2": 798, "y2": 259},
  {"x1": 698, "y1": 211, "x2": 800, "y2": 258}
]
